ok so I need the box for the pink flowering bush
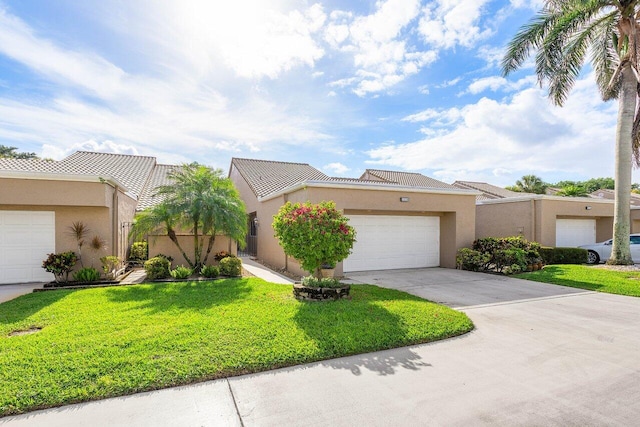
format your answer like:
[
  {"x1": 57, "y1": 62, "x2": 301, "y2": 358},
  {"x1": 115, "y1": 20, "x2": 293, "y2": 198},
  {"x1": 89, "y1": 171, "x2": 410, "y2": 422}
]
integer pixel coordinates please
[{"x1": 272, "y1": 201, "x2": 356, "y2": 277}]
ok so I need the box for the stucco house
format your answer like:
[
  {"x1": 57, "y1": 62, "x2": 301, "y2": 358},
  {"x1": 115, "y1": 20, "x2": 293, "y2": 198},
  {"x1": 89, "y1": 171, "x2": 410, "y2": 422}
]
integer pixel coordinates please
[
  {"x1": 229, "y1": 158, "x2": 478, "y2": 277},
  {"x1": 0, "y1": 151, "x2": 233, "y2": 284},
  {"x1": 453, "y1": 180, "x2": 640, "y2": 248}
]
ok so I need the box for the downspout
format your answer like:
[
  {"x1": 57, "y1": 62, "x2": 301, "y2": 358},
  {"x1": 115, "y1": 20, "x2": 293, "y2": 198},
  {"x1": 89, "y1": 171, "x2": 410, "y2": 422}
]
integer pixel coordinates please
[
  {"x1": 530, "y1": 199, "x2": 536, "y2": 242},
  {"x1": 112, "y1": 185, "x2": 119, "y2": 258}
]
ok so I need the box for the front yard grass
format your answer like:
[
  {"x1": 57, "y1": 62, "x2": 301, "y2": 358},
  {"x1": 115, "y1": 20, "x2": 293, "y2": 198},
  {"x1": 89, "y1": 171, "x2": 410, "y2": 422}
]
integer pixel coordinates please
[
  {"x1": 515, "y1": 265, "x2": 640, "y2": 297},
  {"x1": 0, "y1": 278, "x2": 473, "y2": 416}
]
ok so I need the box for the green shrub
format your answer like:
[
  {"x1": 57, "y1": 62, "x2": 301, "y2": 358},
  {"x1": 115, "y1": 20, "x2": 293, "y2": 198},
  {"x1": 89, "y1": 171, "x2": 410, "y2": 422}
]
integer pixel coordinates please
[
  {"x1": 42, "y1": 251, "x2": 78, "y2": 283},
  {"x1": 200, "y1": 265, "x2": 220, "y2": 278},
  {"x1": 153, "y1": 253, "x2": 174, "y2": 262},
  {"x1": 272, "y1": 201, "x2": 356, "y2": 277},
  {"x1": 100, "y1": 256, "x2": 121, "y2": 279},
  {"x1": 494, "y1": 248, "x2": 527, "y2": 273},
  {"x1": 144, "y1": 256, "x2": 171, "y2": 280},
  {"x1": 456, "y1": 248, "x2": 491, "y2": 271},
  {"x1": 129, "y1": 241, "x2": 148, "y2": 261},
  {"x1": 170, "y1": 265, "x2": 192, "y2": 280},
  {"x1": 300, "y1": 276, "x2": 344, "y2": 288},
  {"x1": 459, "y1": 236, "x2": 541, "y2": 275},
  {"x1": 539, "y1": 247, "x2": 588, "y2": 264},
  {"x1": 73, "y1": 267, "x2": 101, "y2": 282},
  {"x1": 219, "y1": 256, "x2": 242, "y2": 276}
]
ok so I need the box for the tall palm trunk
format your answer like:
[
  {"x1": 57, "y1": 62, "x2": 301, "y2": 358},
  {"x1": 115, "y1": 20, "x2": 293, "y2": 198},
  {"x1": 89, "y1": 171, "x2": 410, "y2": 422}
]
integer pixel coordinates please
[{"x1": 608, "y1": 62, "x2": 635, "y2": 264}]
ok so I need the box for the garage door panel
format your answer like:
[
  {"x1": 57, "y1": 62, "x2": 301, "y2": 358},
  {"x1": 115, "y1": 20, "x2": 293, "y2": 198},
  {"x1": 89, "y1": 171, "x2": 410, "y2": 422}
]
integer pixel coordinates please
[
  {"x1": 556, "y1": 219, "x2": 596, "y2": 247},
  {"x1": 0, "y1": 211, "x2": 55, "y2": 284},
  {"x1": 344, "y1": 215, "x2": 439, "y2": 272}
]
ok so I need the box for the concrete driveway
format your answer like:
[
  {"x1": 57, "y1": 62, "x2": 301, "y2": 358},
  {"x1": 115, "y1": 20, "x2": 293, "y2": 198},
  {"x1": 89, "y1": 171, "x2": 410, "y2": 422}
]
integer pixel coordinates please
[
  {"x1": 2, "y1": 268, "x2": 640, "y2": 426},
  {"x1": 0, "y1": 283, "x2": 43, "y2": 304}
]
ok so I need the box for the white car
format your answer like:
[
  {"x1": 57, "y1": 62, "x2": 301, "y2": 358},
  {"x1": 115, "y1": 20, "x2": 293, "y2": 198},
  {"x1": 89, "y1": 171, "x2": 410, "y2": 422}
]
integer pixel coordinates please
[{"x1": 579, "y1": 234, "x2": 640, "y2": 264}]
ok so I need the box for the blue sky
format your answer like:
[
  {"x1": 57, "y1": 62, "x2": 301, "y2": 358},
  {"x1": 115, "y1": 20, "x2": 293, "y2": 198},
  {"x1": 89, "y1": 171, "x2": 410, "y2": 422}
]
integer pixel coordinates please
[{"x1": 0, "y1": 0, "x2": 632, "y2": 186}]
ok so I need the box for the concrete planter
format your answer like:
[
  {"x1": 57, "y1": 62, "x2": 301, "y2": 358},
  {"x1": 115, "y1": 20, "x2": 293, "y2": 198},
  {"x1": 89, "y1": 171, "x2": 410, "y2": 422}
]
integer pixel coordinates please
[{"x1": 293, "y1": 283, "x2": 351, "y2": 301}]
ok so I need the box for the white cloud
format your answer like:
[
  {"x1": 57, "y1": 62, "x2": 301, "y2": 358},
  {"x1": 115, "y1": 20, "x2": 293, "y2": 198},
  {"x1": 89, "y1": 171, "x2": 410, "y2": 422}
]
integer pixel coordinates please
[
  {"x1": 41, "y1": 140, "x2": 139, "y2": 160},
  {"x1": 0, "y1": 4, "x2": 334, "y2": 168},
  {"x1": 462, "y1": 75, "x2": 536, "y2": 95},
  {"x1": 418, "y1": 0, "x2": 493, "y2": 49},
  {"x1": 368, "y1": 76, "x2": 618, "y2": 186},
  {"x1": 437, "y1": 77, "x2": 462, "y2": 88},
  {"x1": 324, "y1": 162, "x2": 351, "y2": 175},
  {"x1": 325, "y1": 0, "x2": 437, "y2": 96},
  {"x1": 152, "y1": 1, "x2": 326, "y2": 80}
]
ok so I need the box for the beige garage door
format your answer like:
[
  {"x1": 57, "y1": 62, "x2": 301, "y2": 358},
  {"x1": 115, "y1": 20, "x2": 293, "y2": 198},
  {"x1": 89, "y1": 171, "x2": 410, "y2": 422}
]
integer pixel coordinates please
[
  {"x1": 0, "y1": 211, "x2": 55, "y2": 284},
  {"x1": 556, "y1": 219, "x2": 596, "y2": 247},
  {"x1": 343, "y1": 215, "x2": 439, "y2": 272}
]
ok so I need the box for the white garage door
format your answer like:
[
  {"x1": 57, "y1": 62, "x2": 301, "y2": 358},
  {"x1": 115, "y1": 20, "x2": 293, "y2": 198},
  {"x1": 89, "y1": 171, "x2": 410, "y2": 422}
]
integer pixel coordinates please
[
  {"x1": 343, "y1": 215, "x2": 439, "y2": 272},
  {"x1": 556, "y1": 219, "x2": 596, "y2": 247},
  {"x1": 0, "y1": 211, "x2": 55, "y2": 284}
]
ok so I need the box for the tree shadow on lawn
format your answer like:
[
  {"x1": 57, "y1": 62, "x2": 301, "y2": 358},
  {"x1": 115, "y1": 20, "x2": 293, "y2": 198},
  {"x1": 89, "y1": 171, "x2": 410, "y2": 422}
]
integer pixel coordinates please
[
  {"x1": 105, "y1": 278, "x2": 252, "y2": 313},
  {"x1": 0, "y1": 289, "x2": 75, "y2": 325},
  {"x1": 292, "y1": 285, "x2": 439, "y2": 376}
]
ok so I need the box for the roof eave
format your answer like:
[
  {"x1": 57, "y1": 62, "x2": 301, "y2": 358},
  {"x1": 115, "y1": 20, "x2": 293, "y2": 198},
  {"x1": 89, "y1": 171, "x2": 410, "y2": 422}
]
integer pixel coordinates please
[
  {"x1": 477, "y1": 194, "x2": 613, "y2": 205},
  {"x1": 0, "y1": 170, "x2": 129, "y2": 192},
  {"x1": 258, "y1": 180, "x2": 480, "y2": 202}
]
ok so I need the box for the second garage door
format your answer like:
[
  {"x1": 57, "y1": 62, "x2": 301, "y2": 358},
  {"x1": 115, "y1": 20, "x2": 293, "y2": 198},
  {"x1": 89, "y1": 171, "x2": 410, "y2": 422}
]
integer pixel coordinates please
[
  {"x1": 343, "y1": 215, "x2": 439, "y2": 272},
  {"x1": 556, "y1": 218, "x2": 596, "y2": 247},
  {"x1": 0, "y1": 211, "x2": 55, "y2": 284}
]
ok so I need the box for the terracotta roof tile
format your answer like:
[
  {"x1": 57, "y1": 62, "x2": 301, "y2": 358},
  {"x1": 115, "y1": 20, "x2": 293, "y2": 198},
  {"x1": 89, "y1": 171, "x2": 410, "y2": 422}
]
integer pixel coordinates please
[
  {"x1": 363, "y1": 169, "x2": 456, "y2": 190},
  {"x1": 137, "y1": 164, "x2": 179, "y2": 210},
  {"x1": 0, "y1": 158, "x2": 67, "y2": 173},
  {"x1": 59, "y1": 151, "x2": 157, "y2": 198},
  {"x1": 232, "y1": 158, "x2": 329, "y2": 197},
  {"x1": 452, "y1": 180, "x2": 528, "y2": 199}
]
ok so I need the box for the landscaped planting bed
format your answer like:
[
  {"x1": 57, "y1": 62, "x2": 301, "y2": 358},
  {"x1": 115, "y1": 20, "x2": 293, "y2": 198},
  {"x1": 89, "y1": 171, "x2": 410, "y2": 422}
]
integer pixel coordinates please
[{"x1": 0, "y1": 278, "x2": 473, "y2": 416}]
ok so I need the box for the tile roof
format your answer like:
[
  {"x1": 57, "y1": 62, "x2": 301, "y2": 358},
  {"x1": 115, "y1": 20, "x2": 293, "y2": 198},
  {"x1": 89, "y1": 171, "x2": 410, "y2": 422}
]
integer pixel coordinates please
[
  {"x1": 452, "y1": 180, "x2": 528, "y2": 199},
  {"x1": 231, "y1": 158, "x2": 330, "y2": 198},
  {"x1": 0, "y1": 158, "x2": 67, "y2": 173},
  {"x1": 59, "y1": 151, "x2": 157, "y2": 198},
  {"x1": 591, "y1": 188, "x2": 640, "y2": 205},
  {"x1": 137, "y1": 164, "x2": 179, "y2": 210},
  {"x1": 363, "y1": 169, "x2": 456, "y2": 190}
]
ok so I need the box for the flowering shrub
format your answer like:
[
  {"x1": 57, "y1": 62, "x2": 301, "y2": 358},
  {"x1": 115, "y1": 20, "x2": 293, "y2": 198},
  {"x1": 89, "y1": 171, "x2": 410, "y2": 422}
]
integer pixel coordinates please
[
  {"x1": 42, "y1": 251, "x2": 78, "y2": 283},
  {"x1": 272, "y1": 201, "x2": 356, "y2": 277}
]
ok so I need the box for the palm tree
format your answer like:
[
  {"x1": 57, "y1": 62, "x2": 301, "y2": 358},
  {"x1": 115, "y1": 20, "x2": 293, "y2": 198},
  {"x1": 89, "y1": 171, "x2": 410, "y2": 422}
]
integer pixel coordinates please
[
  {"x1": 502, "y1": 0, "x2": 640, "y2": 264},
  {"x1": 556, "y1": 184, "x2": 589, "y2": 197},
  {"x1": 513, "y1": 174, "x2": 548, "y2": 194},
  {"x1": 0, "y1": 145, "x2": 37, "y2": 159},
  {"x1": 131, "y1": 163, "x2": 247, "y2": 271}
]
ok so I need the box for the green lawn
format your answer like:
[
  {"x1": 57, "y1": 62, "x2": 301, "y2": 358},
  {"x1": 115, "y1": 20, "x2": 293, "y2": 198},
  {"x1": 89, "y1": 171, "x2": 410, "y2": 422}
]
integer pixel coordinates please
[
  {"x1": 516, "y1": 264, "x2": 640, "y2": 297},
  {"x1": 0, "y1": 278, "x2": 473, "y2": 416}
]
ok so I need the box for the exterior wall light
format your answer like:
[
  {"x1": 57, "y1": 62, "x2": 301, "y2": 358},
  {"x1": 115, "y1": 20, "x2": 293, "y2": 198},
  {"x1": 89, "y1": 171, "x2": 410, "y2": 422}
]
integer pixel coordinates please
[
  {"x1": 400, "y1": 197, "x2": 409, "y2": 202},
  {"x1": 585, "y1": 206, "x2": 592, "y2": 210},
  {"x1": 253, "y1": 217, "x2": 259, "y2": 227}
]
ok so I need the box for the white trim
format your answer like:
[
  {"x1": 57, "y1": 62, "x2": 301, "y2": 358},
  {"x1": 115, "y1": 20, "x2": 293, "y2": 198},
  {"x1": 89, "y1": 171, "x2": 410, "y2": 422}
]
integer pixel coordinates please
[
  {"x1": 258, "y1": 180, "x2": 480, "y2": 202},
  {"x1": 477, "y1": 194, "x2": 614, "y2": 205},
  {"x1": 0, "y1": 170, "x2": 128, "y2": 192}
]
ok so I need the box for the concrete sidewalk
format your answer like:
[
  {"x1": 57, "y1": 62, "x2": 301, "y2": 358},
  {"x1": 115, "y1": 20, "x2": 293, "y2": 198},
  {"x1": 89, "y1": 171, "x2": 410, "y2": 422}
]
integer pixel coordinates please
[
  {"x1": 2, "y1": 268, "x2": 640, "y2": 426},
  {"x1": 241, "y1": 257, "x2": 294, "y2": 284}
]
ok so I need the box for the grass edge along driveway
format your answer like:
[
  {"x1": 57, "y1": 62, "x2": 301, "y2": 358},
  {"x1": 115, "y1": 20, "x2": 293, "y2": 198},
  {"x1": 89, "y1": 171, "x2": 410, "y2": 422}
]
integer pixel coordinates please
[
  {"x1": 0, "y1": 278, "x2": 473, "y2": 416},
  {"x1": 515, "y1": 264, "x2": 640, "y2": 297}
]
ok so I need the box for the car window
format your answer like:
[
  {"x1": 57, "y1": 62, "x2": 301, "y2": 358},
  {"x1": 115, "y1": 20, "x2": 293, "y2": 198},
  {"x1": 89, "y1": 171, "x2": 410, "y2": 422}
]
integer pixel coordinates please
[{"x1": 631, "y1": 236, "x2": 640, "y2": 244}]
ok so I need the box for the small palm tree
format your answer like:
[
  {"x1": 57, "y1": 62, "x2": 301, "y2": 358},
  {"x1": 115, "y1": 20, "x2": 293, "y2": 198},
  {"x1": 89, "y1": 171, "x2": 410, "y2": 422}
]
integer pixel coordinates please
[
  {"x1": 513, "y1": 175, "x2": 548, "y2": 194},
  {"x1": 502, "y1": 0, "x2": 640, "y2": 264},
  {"x1": 556, "y1": 184, "x2": 589, "y2": 197},
  {"x1": 131, "y1": 163, "x2": 247, "y2": 271}
]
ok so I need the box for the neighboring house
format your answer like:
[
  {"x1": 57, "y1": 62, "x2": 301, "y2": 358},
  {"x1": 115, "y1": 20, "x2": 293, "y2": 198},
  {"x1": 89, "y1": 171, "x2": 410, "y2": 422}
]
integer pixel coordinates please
[
  {"x1": 452, "y1": 180, "x2": 532, "y2": 201},
  {"x1": 0, "y1": 151, "x2": 233, "y2": 284},
  {"x1": 229, "y1": 158, "x2": 478, "y2": 277},
  {"x1": 476, "y1": 194, "x2": 616, "y2": 247},
  {"x1": 590, "y1": 188, "x2": 640, "y2": 207}
]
